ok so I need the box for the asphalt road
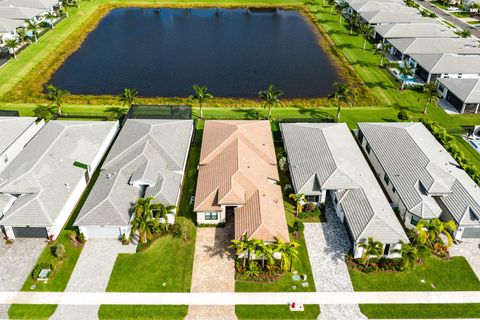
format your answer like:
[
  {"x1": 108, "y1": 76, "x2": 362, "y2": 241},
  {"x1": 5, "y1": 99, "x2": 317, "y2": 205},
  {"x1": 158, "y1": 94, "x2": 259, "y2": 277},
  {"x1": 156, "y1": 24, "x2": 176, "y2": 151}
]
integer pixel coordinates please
[{"x1": 413, "y1": 0, "x2": 480, "y2": 38}]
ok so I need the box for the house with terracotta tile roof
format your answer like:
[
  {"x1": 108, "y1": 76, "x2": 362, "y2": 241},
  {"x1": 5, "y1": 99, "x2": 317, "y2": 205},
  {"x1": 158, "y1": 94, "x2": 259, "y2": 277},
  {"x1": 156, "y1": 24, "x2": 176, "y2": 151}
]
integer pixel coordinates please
[{"x1": 193, "y1": 120, "x2": 289, "y2": 243}]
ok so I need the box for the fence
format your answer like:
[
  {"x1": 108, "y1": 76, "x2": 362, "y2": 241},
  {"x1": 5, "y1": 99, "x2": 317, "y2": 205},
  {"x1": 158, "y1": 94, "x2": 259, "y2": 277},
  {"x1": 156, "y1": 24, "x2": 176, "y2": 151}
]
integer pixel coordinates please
[
  {"x1": 126, "y1": 105, "x2": 192, "y2": 120},
  {"x1": 0, "y1": 110, "x2": 19, "y2": 116}
]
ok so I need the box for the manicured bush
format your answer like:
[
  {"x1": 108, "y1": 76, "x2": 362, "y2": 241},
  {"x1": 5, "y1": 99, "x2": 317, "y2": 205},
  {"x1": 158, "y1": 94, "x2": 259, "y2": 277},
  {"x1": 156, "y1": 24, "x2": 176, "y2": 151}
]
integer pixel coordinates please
[
  {"x1": 397, "y1": 110, "x2": 409, "y2": 120},
  {"x1": 293, "y1": 220, "x2": 305, "y2": 233},
  {"x1": 304, "y1": 202, "x2": 317, "y2": 213},
  {"x1": 77, "y1": 232, "x2": 86, "y2": 244},
  {"x1": 55, "y1": 244, "x2": 66, "y2": 260},
  {"x1": 299, "y1": 204, "x2": 321, "y2": 218}
]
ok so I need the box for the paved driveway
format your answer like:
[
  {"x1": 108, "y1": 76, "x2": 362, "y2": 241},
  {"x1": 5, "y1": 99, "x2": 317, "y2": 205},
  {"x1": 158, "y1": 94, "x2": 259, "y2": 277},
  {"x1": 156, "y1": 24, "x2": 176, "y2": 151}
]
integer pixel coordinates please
[
  {"x1": 0, "y1": 238, "x2": 44, "y2": 318},
  {"x1": 186, "y1": 225, "x2": 236, "y2": 320},
  {"x1": 51, "y1": 239, "x2": 136, "y2": 320},
  {"x1": 450, "y1": 240, "x2": 480, "y2": 280},
  {"x1": 304, "y1": 204, "x2": 366, "y2": 320}
]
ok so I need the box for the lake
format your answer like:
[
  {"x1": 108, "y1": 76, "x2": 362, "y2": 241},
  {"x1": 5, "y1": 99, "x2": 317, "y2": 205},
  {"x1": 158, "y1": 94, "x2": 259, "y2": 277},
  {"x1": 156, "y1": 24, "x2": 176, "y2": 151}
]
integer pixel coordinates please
[{"x1": 50, "y1": 8, "x2": 342, "y2": 98}]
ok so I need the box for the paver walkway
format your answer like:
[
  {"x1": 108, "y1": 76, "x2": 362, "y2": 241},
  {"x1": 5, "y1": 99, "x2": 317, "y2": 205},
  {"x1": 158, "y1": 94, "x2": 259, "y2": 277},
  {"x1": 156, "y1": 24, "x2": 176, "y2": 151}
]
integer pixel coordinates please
[
  {"x1": 186, "y1": 224, "x2": 236, "y2": 320},
  {"x1": 51, "y1": 239, "x2": 136, "y2": 320},
  {"x1": 450, "y1": 240, "x2": 480, "y2": 280},
  {"x1": 304, "y1": 203, "x2": 367, "y2": 320},
  {"x1": 0, "y1": 238, "x2": 44, "y2": 319}
]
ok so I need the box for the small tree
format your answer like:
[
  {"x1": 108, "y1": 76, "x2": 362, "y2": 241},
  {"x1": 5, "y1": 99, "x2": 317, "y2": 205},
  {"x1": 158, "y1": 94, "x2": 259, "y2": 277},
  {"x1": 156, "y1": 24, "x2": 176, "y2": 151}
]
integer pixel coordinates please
[
  {"x1": 55, "y1": 244, "x2": 66, "y2": 260},
  {"x1": 289, "y1": 193, "x2": 305, "y2": 217},
  {"x1": 25, "y1": 20, "x2": 40, "y2": 43},
  {"x1": 397, "y1": 110, "x2": 409, "y2": 121},
  {"x1": 455, "y1": 29, "x2": 471, "y2": 38},
  {"x1": 376, "y1": 42, "x2": 392, "y2": 67},
  {"x1": 348, "y1": 12, "x2": 360, "y2": 35},
  {"x1": 33, "y1": 105, "x2": 53, "y2": 122},
  {"x1": 333, "y1": 82, "x2": 355, "y2": 121},
  {"x1": 423, "y1": 81, "x2": 439, "y2": 114},
  {"x1": 258, "y1": 84, "x2": 283, "y2": 119},
  {"x1": 393, "y1": 241, "x2": 418, "y2": 270},
  {"x1": 119, "y1": 87, "x2": 138, "y2": 107},
  {"x1": 359, "y1": 23, "x2": 373, "y2": 50},
  {"x1": 359, "y1": 237, "x2": 383, "y2": 267},
  {"x1": 4, "y1": 38, "x2": 18, "y2": 59},
  {"x1": 398, "y1": 63, "x2": 414, "y2": 91},
  {"x1": 46, "y1": 84, "x2": 69, "y2": 115},
  {"x1": 327, "y1": 0, "x2": 335, "y2": 13},
  {"x1": 45, "y1": 11, "x2": 56, "y2": 29},
  {"x1": 229, "y1": 234, "x2": 249, "y2": 268},
  {"x1": 190, "y1": 84, "x2": 214, "y2": 119}
]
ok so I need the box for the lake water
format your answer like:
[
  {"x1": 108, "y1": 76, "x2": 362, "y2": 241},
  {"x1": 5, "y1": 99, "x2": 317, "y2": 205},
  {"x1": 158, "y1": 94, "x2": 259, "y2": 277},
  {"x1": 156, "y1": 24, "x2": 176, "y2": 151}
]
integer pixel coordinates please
[{"x1": 50, "y1": 8, "x2": 342, "y2": 98}]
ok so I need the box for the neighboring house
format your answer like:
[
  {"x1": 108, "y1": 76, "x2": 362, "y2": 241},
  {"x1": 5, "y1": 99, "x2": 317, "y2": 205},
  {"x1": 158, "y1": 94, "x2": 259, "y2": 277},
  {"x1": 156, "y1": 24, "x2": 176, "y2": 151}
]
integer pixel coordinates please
[
  {"x1": 360, "y1": 10, "x2": 430, "y2": 25},
  {"x1": 409, "y1": 53, "x2": 480, "y2": 83},
  {"x1": 0, "y1": 0, "x2": 59, "y2": 10},
  {"x1": 194, "y1": 120, "x2": 289, "y2": 243},
  {"x1": 345, "y1": 0, "x2": 404, "y2": 4},
  {"x1": 0, "y1": 7, "x2": 44, "y2": 20},
  {"x1": 0, "y1": 120, "x2": 119, "y2": 240},
  {"x1": 436, "y1": 78, "x2": 480, "y2": 114},
  {"x1": 74, "y1": 119, "x2": 193, "y2": 239},
  {"x1": 374, "y1": 23, "x2": 458, "y2": 42},
  {"x1": 357, "y1": 123, "x2": 480, "y2": 239},
  {"x1": 387, "y1": 38, "x2": 480, "y2": 61},
  {"x1": 281, "y1": 123, "x2": 408, "y2": 258},
  {"x1": 0, "y1": 116, "x2": 44, "y2": 174},
  {"x1": 350, "y1": 1, "x2": 416, "y2": 15}
]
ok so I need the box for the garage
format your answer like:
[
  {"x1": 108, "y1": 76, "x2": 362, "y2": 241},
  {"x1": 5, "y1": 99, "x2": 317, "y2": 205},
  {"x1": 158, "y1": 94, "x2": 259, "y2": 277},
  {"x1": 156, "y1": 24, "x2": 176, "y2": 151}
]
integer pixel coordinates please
[
  {"x1": 82, "y1": 226, "x2": 122, "y2": 239},
  {"x1": 12, "y1": 227, "x2": 48, "y2": 238},
  {"x1": 461, "y1": 227, "x2": 480, "y2": 239}
]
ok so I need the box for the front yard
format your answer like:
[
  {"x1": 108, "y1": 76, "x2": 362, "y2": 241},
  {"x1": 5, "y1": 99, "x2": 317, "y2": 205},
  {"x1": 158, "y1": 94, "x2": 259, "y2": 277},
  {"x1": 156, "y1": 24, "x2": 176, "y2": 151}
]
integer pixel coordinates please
[{"x1": 350, "y1": 256, "x2": 480, "y2": 318}]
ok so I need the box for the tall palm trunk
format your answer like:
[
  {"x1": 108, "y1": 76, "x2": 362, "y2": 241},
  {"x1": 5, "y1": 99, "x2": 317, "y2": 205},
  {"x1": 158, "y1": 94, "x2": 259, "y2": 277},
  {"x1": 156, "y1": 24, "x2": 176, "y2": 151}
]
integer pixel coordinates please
[
  {"x1": 401, "y1": 81, "x2": 406, "y2": 91},
  {"x1": 336, "y1": 105, "x2": 341, "y2": 121},
  {"x1": 199, "y1": 103, "x2": 203, "y2": 119},
  {"x1": 268, "y1": 105, "x2": 272, "y2": 119},
  {"x1": 380, "y1": 55, "x2": 384, "y2": 67},
  {"x1": 423, "y1": 103, "x2": 428, "y2": 114},
  {"x1": 363, "y1": 39, "x2": 366, "y2": 49},
  {"x1": 330, "y1": 6, "x2": 333, "y2": 13}
]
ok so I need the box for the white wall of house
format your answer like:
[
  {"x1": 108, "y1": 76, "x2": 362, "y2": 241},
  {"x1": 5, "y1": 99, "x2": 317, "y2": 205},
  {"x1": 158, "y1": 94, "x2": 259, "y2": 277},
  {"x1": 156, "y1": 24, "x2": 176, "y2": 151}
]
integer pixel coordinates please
[
  {"x1": 196, "y1": 210, "x2": 225, "y2": 224},
  {"x1": 88, "y1": 121, "x2": 119, "y2": 178},
  {"x1": 353, "y1": 242, "x2": 402, "y2": 259},
  {"x1": 79, "y1": 226, "x2": 129, "y2": 239},
  {"x1": 0, "y1": 119, "x2": 44, "y2": 174}
]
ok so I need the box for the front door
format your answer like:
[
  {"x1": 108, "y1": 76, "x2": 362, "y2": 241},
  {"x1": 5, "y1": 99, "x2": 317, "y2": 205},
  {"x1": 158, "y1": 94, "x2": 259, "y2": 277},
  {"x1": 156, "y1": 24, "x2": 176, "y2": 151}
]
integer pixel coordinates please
[{"x1": 225, "y1": 206, "x2": 235, "y2": 225}]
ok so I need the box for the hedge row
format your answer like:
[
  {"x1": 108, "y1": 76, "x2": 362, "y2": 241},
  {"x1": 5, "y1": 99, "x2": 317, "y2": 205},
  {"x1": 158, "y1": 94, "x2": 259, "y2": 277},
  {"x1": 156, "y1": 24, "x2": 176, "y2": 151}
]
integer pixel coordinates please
[{"x1": 422, "y1": 119, "x2": 480, "y2": 185}]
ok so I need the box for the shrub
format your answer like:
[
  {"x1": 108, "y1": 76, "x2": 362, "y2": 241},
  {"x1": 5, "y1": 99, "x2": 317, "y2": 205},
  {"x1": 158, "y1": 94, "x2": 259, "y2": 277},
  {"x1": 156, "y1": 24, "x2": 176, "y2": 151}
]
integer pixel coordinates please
[
  {"x1": 397, "y1": 110, "x2": 409, "y2": 120},
  {"x1": 304, "y1": 202, "x2": 317, "y2": 213},
  {"x1": 293, "y1": 220, "x2": 305, "y2": 233},
  {"x1": 299, "y1": 204, "x2": 321, "y2": 218},
  {"x1": 55, "y1": 244, "x2": 66, "y2": 260},
  {"x1": 77, "y1": 232, "x2": 86, "y2": 244},
  {"x1": 172, "y1": 223, "x2": 184, "y2": 239},
  {"x1": 33, "y1": 105, "x2": 53, "y2": 122},
  {"x1": 31, "y1": 263, "x2": 54, "y2": 280},
  {"x1": 68, "y1": 230, "x2": 77, "y2": 243},
  {"x1": 121, "y1": 233, "x2": 129, "y2": 245},
  {"x1": 278, "y1": 156, "x2": 287, "y2": 171}
]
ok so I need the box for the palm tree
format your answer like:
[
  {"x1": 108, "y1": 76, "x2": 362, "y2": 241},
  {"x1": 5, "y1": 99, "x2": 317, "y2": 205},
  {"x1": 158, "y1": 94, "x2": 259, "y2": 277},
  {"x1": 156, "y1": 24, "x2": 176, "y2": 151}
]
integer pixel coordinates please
[
  {"x1": 288, "y1": 193, "x2": 305, "y2": 217},
  {"x1": 333, "y1": 82, "x2": 355, "y2": 121},
  {"x1": 398, "y1": 63, "x2": 414, "y2": 91},
  {"x1": 4, "y1": 38, "x2": 18, "y2": 59},
  {"x1": 334, "y1": 1, "x2": 349, "y2": 23},
  {"x1": 44, "y1": 11, "x2": 56, "y2": 29},
  {"x1": 151, "y1": 202, "x2": 176, "y2": 220},
  {"x1": 359, "y1": 237, "x2": 383, "y2": 267},
  {"x1": 274, "y1": 239, "x2": 299, "y2": 272},
  {"x1": 327, "y1": 0, "x2": 335, "y2": 13},
  {"x1": 25, "y1": 20, "x2": 40, "y2": 43},
  {"x1": 418, "y1": 218, "x2": 456, "y2": 247},
  {"x1": 46, "y1": 84, "x2": 69, "y2": 115},
  {"x1": 230, "y1": 234, "x2": 249, "y2": 268},
  {"x1": 189, "y1": 84, "x2": 214, "y2": 119},
  {"x1": 58, "y1": 4, "x2": 68, "y2": 18},
  {"x1": 255, "y1": 242, "x2": 273, "y2": 268},
  {"x1": 404, "y1": 0, "x2": 417, "y2": 7},
  {"x1": 348, "y1": 12, "x2": 360, "y2": 35},
  {"x1": 376, "y1": 42, "x2": 392, "y2": 67},
  {"x1": 423, "y1": 81, "x2": 439, "y2": 114},
  {"x1": 359, "y1": 23, "x2": 373, "y2": 50},
  {"x1": 119, "y1": 87, "x2": 138, "y2": 107},
  {"x1": 15, "y1": 28, "x2": 28, "y2": 44},
  {"x1": 258, "y1": 84, "x2": 283, "y2": 119},
  {"x1": 393, "y1": 241, "x2": 418, "y2": 270},
  {"x1": 130, "y1": 198, "x2": 160, "y2": 244}
]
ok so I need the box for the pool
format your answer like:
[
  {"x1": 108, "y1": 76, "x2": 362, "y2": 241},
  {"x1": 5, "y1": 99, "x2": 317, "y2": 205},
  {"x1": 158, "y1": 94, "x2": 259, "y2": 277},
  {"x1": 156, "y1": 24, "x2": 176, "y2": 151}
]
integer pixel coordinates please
[{"x1": 50, "y1": 8, "x2": 342, "y2": 98}]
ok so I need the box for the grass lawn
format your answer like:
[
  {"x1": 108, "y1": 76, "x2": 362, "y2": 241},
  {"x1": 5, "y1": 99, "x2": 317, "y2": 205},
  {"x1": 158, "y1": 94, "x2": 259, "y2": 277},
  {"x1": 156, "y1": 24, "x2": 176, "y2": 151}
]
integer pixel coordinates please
[
  {"x1": 98, "y1": 305, "x2": 188, "y2": 320},
  {"x1": 236, "y1": 304, "x2": 320, "y2": 319},
  {"x1": 350, "y1": 256, "x2": 480, "y2": 318},
  {"x1": 7, "y1": 305, "x2": 57, "y2": 320}
]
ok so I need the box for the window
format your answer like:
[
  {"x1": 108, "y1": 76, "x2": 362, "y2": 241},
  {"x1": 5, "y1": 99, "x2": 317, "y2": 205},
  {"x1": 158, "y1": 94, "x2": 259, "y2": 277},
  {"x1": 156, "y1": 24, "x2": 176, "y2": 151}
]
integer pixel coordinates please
[
  {"x1": 305, "y1": 195, "x2": 319, "y2": 203},
  {"x1": 384, "y1": 173, "x2": 390, "y2": 186},
  {"x1": 384, "y1": 244, "x2": 391, "y2": 255},
  {"x1": 204, "y1": 212, "x2": 218, "y2": 221},
  {"x1": 410, "y1": 215, "x2": 420, "y2": 226},
  {"x1": 366, "y1": 142, "x2": 371, "y2": 154},
  {"x1": 358, "y1": 130, "x2": 364, "y2": 144}
]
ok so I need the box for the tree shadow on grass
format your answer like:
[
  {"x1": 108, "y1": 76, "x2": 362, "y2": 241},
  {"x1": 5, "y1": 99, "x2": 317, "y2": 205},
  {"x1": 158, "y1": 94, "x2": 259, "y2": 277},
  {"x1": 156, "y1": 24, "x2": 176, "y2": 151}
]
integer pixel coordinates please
[
  {"x1": 297, "y1": 107, "x2": 334, "y2": 121},
  {"x1": 104, "y1": 106, "x2": 128, "y2": 119},
  {"x1": 351, "y1": 60, "x2": 377, "y2": 68},
  {"x1": 231, "y1": 108, "x2": 265, "y2": 120}
]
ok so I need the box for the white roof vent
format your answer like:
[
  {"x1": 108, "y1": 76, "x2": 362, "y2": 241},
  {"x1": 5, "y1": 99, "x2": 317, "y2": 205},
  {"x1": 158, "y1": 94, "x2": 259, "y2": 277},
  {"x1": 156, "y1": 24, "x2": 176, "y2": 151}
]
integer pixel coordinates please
[
  {"x1": 64, "y1": 183, "x2": 69, "y2": 189},
  {"x1": 106, "y1": 173, "x2": 112, "y2": 180}
]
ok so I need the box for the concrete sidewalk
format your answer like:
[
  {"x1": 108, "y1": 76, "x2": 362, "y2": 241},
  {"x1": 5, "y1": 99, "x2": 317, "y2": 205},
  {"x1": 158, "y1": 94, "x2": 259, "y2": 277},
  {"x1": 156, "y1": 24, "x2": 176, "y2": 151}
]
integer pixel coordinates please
[{"x1": 1, "y1": 291, "x2": 480, "y2": 305}]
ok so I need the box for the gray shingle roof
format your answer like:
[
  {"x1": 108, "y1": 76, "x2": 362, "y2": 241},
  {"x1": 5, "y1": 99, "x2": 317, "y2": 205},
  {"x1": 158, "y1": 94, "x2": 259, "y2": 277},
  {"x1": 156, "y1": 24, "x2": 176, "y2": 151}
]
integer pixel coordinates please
[
  {"x1": 0, "y1": 6, "x2": 43, "y2": 20},
  {"x1": 411, "y1": 53, "x2": 480, "y2": 75},
  {"x1": 358, "y1": 122, "x2": 480, "y2": 225},
  {"x1": 0, "y1": 121, "x2": 118, "y2": 227},
  {"x1": 437, "y1": 78, "x2": 480, "y2": 103},
  {"x1": 389, "y1": 38, "x2": 480, "y2": 55},
  {"x1": 375, "y1": 23, "x2": 457, "y2": 40},
  {"x1": 74, "y1": 119, "x2": 193, "y2": 227},
  {"x1": 0, "y1": 116, "x2": 36, "y2": 155},
  {"x1": 352, "y1": 1, "x2": 414, "y2": 13},
  {"x1": 0, "y1": 0, "x2": 58, "y2": 10},
  {"x1": 362, "y1": 10, "x2": 429, "y2": 24},
  {"x1": 281, "y1": 123, "x2": 408, "y2": 244},
  {"x1": 0, "y1": 17, "x2": 24, "y2": 33}
]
